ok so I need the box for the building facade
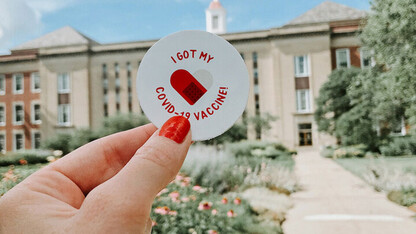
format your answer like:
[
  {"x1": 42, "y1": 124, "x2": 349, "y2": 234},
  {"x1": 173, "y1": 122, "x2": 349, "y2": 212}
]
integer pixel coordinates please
[{"x1": 0, "y1": 1, "x2": 370, "y2": 151}]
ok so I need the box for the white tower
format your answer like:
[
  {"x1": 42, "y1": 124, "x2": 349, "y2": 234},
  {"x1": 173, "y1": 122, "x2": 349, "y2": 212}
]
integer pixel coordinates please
[{"x1": 206, "y1": 0, "x2": 227, "y2": 34}]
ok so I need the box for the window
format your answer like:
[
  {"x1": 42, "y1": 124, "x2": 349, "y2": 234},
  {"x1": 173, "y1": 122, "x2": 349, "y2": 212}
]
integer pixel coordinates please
[
  {"x1": 360, "y1": 48, "x2": 374, "y2": 68},
  {"x1": 0, "y1": 74, "x2": 5, "y2": 95},
  {"x1": 336, "y1": 49, "x2": 350, "y2": 68},
  {"x1": 14, "y1": 133, "x2": 24, "y2": 151},
  {"x1": 58, "y1": 104, "x2": 71, "y2": 126},
  {"x1": 13, "y1": 103, "x2": 24, "y2": 125},
  {"x1": 298, "y1": 123, "x2": 313, "y2": 146},
  {"x1": 0, "y1": 105, "x2": 5, "y2": 126},
  {"x1": 296, "y1": 89, "x2": 311, "y2": 112},
  {"x1": 58, "y1": 73, "x2": 70, "y2": 93},
  {"x1": 32, "y1": 103, "x2": 41, "y2": 124},
  {"x1": 127, "y1": 62, "x2": 132, "y2": 113},
  {"x1": 13, "y1": 73, "x2": 24, "y2": 94},
  {"x1": 103, "y1": 64, "x2": 109, "y2": 117},
  {"x1": 294, "y1": 55, "x2": 309, "y2": 77},
  {"x1": 0, "y1": 134, "x2": 5, "y2": 152},
  {"x1": 32, "y1": 131, "x2": 41, "y2": 149},
  {"x1": 212, "y1": 15, "x2": 219, "y2": 29},
  {"x1": 391, "y1": 117, "x2": 406, "y2": 136},
  {"x1": 31, "y1": 72, "x2": 41, "y2": 92},
  {"x1": 115, "y1": 63, "x2": 120, "y2": 112}
]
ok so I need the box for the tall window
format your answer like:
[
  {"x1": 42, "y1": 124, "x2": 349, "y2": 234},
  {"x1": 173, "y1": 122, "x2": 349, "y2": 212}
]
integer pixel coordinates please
[
  {"x1": 115, "y1": 63, "x2": 120, "y2": 112},
  {"x1": 58, "y1": 73, "x2": 70, "y2": 93},
  {"x1": 14, "y1": 133, "x2": 24, "y2": 151},
  {"x1": 32, "y1": 103, "x2": 41, "y2": 124},
  {"x1": 13, "y1": 73, "x2": 24, "y2": 94},
  {"x1": 58, "y1": 104, "x2": 71, "y2": 126},
  {"x1": 253, "y1": 52, "x2": 261, "y2": 139},
  {"x1": 336, "y1": 48, "x2": 350, "y2": 68},
  {"x1": 31, "y1": 72, "x2": 41, "y2": 92},
  {"x1": 296, "y1": 89, "x2": 311, "y2": 112},
  {"x1": 0, "y1": 74, "x2": 5, "y2": 95},
  {"x1": 127, "y1": 62, "x2": 133, "y2": 113},
  {"x1": 360, "y1": 48, "x2": 374, "y2": 68},
  {"x1": 32, "y1": 131, "x2": 41, "y2": 149},
  {"x1": 0, "y1": 105, "x2": 5, "y2": 126},
  {"x1": 0, "y1": 134, "x2": 5, "y2": 151},
  {"x1": 102, "y1": 64, "x2": 108, "y2": 117},
  {"x1": 13, "y1": 103, "x2": 24, "y2": 125},
  {"x1": 212, "y1": 15, "x2": 219, "y2": 29},
  {"x1": 294, "y1": 55, "x2": 309, "y2": 77}
]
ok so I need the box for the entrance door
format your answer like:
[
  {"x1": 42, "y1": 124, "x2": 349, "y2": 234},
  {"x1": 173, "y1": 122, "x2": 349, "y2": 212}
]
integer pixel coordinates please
[{"x1": 299, "y1": 123, "x2": 312, "y2": 146}]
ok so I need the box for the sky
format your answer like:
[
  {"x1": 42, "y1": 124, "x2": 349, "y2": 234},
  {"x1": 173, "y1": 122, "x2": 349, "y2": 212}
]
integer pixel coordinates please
[{"x1": 0, "y1": 0, "x2": 371, "y2": 54}]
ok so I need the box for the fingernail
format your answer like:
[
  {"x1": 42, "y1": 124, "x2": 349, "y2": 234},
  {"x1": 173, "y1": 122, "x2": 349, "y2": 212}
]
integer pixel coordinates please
[{"x1": 159, "y1": 116, "x2": 190, "y2": 143}]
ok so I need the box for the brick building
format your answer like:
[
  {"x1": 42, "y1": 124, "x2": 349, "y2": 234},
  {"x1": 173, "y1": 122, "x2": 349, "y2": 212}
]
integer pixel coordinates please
[{"x1": 0, "y1": 1, "x2": 372, "y2": 151}]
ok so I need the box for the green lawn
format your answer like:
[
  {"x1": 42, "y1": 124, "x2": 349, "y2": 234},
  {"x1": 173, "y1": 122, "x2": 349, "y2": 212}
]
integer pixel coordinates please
[{"x1": 336, "y1": 156, "x2": 416, "y2": 176}]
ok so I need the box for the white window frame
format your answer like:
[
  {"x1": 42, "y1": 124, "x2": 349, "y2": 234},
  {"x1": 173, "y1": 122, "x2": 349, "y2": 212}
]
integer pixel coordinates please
[
  {"x1": 296, "y1": 89, "x2": 311, "y2": 113},
  {"x1": 0, "y1": 74, "x2": 5, "y2": 95},
  {"x1": 13, "y1": 73, "x2": 24, "y2": 94},
  {"x1": 0, "y1": 131, "x2": 6, "y2": 153},
  {"x1": 31, "y1": 130, "x2": 41, "y2": 149},
  {"x1": 31, "y1": 101, "x2": 42, "y2": 125},
  {"x1": 336, "y1": 48, "x2": 351, "y2": 69},
  {"x1": 13, "y1": 102, "x2": 24, "y2": 125},
  {"x1": 359, "y1": 48, "x2": 375, "y2": 68},
  {"x1": 31, "y1": 72, "x2": 41, "y2": 93},
  {"x1": 13, "y1": 131, "x2": 25, "y2": 152},
  {"x1": 294, "y1": 55, "x2": 309, "y2": 77},
  {"x1": 0, "y1": 103, "x2": 5, "y2": 126},
  {"x1": 57, "y1": 73, "x2": 70, "y2": 94},
  {"x1": 57, "y1": 104, "x2": 71, "y2": 126}
]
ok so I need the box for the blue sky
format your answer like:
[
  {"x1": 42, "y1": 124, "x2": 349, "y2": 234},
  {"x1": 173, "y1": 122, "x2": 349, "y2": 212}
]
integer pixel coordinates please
[{"x1": 0, "y1": 0, "x2": 370, "y2": 54}]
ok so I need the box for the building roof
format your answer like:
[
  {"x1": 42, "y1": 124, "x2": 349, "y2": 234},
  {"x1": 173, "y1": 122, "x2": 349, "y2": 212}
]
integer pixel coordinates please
[
  {"x1": 12, "y1": 26, "x2": 98, "y2": 51},
  {"x1": 209, "y1": 0, "x2": 224, "y2": 10},
  {"x1": 286, "y1": 1, "x2": 367, "y2": 26}
]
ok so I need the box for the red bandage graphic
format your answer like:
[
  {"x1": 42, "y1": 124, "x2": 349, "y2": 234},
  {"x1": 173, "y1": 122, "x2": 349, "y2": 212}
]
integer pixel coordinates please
[{"x1": 170, "y1": 69, "x2": 207, "y2": 105}]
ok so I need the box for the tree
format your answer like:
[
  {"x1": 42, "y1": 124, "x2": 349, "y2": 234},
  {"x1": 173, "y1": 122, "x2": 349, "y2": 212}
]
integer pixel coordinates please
[
  {"x1": 314, "y1": 68, "x2": 361, "y2": 139},
  {"x1": 361, "y1": 0, "x2": 416, "y2": 127}
]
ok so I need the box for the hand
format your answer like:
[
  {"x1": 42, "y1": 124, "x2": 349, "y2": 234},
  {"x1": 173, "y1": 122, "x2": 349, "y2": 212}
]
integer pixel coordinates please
[{"x1": 0, "y1": 116, "x2": 191, "y2": 233}]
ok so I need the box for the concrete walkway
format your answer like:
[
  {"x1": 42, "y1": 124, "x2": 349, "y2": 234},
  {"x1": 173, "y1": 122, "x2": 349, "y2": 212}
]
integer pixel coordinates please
[{"x1": 283, "y1": 150, "x2": 416, "y2": 234}]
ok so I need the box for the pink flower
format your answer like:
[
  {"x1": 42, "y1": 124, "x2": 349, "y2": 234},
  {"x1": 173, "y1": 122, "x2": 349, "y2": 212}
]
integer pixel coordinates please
[
  {"x1": 169, "y1": 210, "x2": 178, "y2": 216},
  {"x1": 211, "y1": 209, "x2": 218, "y2": 215},
  {"x1": 154, "y1": 206, "x2": 170, "y2": 215},
  {"x1": 192, "y1": 185, "x2": 201, "y2": 191},
  {"x1": 198, "y1": 201, "x2": 212, "y2": 210},
  {"x1": 221, "y1": 197, "x2": 228, "y2": 204},
  {"x1": 227, "y1": 209, "x2": 236, "y2": 217},
  {"x1": 151, "y1": 220, "x2": 157, "y2": 227},
  {"x1": 169, "y1": 191, "x2": 180, "y2": 198},
  {"x1": 234, "y1": 197, "x2": 241, "y2": 205},
  {"x1": 181, "y1": 197, "x2": 190, "y2": 202},
  {"x1": 156, "y1": 188, "x2": 168, "y2": 197},
  {"x1": 208, "y1": 230, "x2": 218, "y2": 234}
]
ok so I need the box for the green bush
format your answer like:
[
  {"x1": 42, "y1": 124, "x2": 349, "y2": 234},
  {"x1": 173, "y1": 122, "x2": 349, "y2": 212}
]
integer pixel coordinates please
[
  {"x1": 331, "y1": 144, "x2": 367, "y2": 159},
  {"x1": 0, "y1": 150, "x2": 51, "y2": 166},
  {"x1": 227, "y1": 140, "x2": 292, "y2": 159},
  {"x1": 203, "y1": 122, "x2": 247, "y2": 145},
  {"x1": 387, "y1": 190, "x2": 416, "y2": 207},
  {"x1": 380, "y1": 136, "x2": 416, "y2": 156},
  {"x1": 42, "y1": 114, "x2": 149, "y2": 154}
]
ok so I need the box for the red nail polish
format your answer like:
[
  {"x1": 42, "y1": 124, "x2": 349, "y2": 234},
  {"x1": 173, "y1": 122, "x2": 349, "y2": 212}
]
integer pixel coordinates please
[{"x1": 159, "y1": 116, "x2": 190, "y2": 143}]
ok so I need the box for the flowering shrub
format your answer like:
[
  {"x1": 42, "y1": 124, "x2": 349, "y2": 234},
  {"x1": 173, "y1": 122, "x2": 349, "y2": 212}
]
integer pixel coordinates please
[
  {"x1": 0, "y1": 165, "x2": 43, "y2": 196},
  {"x1": 151, "y1": 174, "x2": 280, "y2": 233},
  {"x1": 0, "y1": 150, "x2": 53, "y2": 166}
]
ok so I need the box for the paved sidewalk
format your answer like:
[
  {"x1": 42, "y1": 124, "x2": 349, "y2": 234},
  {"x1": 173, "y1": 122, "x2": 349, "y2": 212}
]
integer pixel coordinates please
[{"x1": 283, "y1": 150, "x2": 416, "y2": 234}]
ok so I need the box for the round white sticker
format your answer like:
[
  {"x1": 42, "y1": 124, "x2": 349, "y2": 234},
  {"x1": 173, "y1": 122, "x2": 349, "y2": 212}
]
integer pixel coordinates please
[{"x1": 136, "y1": 30, "x2": 249, "y2": 141}]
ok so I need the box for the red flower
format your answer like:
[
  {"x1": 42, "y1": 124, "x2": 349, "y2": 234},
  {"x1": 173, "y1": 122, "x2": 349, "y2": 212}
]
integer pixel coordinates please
[
  {"x1": 198, "y1": 201, "x2": 212, "y2": 210},
  {"x1": 19, "y1": 159, "x2": 27, "y2": 165},
  {"x1": 234, "y1": 197, "x2": 241, "y2": 205},
  {"x1": 208, "y1": 230, "x2": 218, "y2": 234}
]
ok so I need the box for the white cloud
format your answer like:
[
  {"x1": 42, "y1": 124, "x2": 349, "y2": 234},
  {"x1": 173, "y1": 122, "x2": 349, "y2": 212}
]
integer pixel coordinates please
[{"x1": 0, "y1": 0, "x2": 76, "y2": 54}]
